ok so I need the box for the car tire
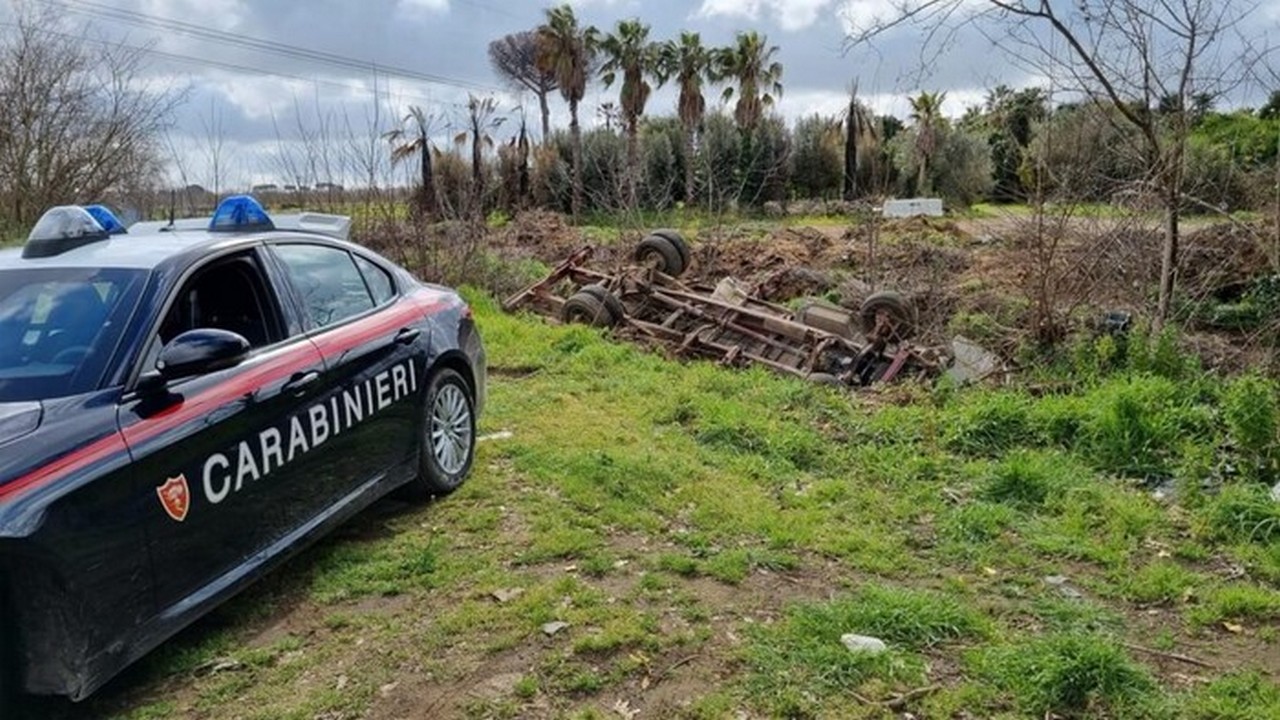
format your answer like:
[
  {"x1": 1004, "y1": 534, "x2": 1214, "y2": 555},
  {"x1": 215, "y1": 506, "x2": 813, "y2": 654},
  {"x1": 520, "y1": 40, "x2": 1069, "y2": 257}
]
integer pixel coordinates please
[
  {"x1": 635, "y1": 235, "x2": 686, "y2": 277},
  {"x1": 578, "y1": 284, "x2": 626, "y2": 322},
  {"x1": 650, "y1": 229, "x2": 691, "y2": 271},
  {"x1": 401, "y1": 368, "x2": 476, "y2": 500},
  {"x1": 560, "y1": 290, "x2": 621, "y2": 328},
  {"x1": 859, "y1": 291, "x2": 916, "y2": 341}
]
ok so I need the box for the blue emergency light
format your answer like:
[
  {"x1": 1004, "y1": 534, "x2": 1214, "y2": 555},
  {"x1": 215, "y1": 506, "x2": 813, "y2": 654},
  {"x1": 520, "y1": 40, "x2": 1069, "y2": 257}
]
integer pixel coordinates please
[
  {"x1": 83, "y1": 204, "x2": 128, "y2": 235},
  {"x1": 209, "y1": 195, "x2": 274, "y2": 232}
]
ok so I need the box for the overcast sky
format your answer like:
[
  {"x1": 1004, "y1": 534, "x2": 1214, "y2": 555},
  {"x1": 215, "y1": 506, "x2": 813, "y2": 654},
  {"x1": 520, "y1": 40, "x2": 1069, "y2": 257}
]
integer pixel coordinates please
[{"x1": 4, "y1": 0, "x2": 1277, "y2": 188}]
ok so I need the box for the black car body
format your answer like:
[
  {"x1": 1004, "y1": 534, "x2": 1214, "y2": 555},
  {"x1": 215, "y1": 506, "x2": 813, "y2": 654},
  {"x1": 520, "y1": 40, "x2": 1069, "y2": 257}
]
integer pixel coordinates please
[{"x1": 0, "y1": 198, "x2": 485, "y2": 704}]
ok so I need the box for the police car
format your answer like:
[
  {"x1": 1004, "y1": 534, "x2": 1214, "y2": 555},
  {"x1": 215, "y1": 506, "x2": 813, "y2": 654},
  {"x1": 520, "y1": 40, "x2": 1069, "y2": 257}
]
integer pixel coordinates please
[{"x1": 0, "y1": 196, "x2": 485, "y2": 708}]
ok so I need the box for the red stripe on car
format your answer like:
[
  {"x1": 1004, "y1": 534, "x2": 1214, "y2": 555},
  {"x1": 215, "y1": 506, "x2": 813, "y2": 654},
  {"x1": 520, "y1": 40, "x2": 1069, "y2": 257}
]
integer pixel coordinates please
[{"x1": 0, "y1": 291, "x2": 453, "y2": 504}]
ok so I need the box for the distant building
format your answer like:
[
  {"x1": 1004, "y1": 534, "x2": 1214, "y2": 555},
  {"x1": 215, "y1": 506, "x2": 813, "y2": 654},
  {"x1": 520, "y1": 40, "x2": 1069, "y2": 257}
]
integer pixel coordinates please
[
  {"x1": 251, "y1": 184, "x2": 279, "y2": 193},
  {"x1": 315, "y1": 182, "x2": 345, "y2": 192}
]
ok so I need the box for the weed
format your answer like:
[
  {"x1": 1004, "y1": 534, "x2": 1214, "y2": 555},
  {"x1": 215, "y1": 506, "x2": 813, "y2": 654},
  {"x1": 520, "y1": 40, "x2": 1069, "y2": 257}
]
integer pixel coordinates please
[
  {"x1": 974, "y1": 633, "x2": 1160, "y2": 717},
  {"x1": 939, "y1": 502, "x2": 1018, "y2": 545},
  {"x1": 943, "y1": 392, "x2": 1037, "y2": 456},
  {"x1": 1115, "y1": 562, "x2": 1204, "y2": 606},
  {"x1": 1182, "y1": 671, "x2": 1280, "y2": 719},
  {"x1": 1222, "y1": 375, "x2": 1280, "y2": 481},
  {"x1": 1189, "y1": 583, "x2": 1280, "y2": 626},
  {"x1": 979, "y1": 450, "x2": 1082, "y2": 509},
  {"x1": 1199, "y1": 484, "x2": 1280, "y2": 545}
]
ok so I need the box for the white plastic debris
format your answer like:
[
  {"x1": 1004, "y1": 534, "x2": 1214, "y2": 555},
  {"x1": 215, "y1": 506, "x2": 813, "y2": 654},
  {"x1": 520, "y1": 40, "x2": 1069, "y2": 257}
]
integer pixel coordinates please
[{"x1": 840, "y1": 634, "x2": 888, "y2": 655}]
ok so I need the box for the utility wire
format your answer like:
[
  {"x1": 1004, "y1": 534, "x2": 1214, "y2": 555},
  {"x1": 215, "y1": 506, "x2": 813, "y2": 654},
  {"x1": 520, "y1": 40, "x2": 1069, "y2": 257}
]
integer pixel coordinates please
[
  {"x1": 38, "y1": 0, "x2": 504, "y2": 94},
  {"x1": 0, "y1": 21, "x2": 478, "y2": 112}
]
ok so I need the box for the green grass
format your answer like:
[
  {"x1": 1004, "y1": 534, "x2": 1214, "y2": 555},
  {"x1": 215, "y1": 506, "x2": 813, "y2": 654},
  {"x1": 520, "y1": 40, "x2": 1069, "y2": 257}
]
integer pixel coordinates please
[{"x1": 54, "y1": 288, "x2": 1280, "y2": 719}]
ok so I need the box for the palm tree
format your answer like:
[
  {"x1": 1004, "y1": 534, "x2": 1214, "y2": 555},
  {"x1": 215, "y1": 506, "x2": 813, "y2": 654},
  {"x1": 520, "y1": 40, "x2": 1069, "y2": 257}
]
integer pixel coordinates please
[
  {"x1": 598, "y1": 18, "x2": 661, "y2": 207},
  {"x1": 384, "y1": 105, "x2": 439, "y2": 219},
  {"x1": 909, "y1": 91, "x2": 947, "y2": 196},
  {"x1": 714, "y1": 31, "x2": 783, "y2": 132},
  {"x1": 536, "y1": 4, "x2": 597, "y2": 218},
  {"x1": 453, "y1": 95, "x2": 505, "y2": 219},
  {"x1": 661, "y1": 31, "x2": 712, "y2": 205}
]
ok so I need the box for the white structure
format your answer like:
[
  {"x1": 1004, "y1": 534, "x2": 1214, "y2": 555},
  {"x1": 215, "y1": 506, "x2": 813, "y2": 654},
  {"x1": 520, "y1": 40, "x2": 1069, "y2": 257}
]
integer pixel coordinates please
[{"x1": 882, "y1": 198, "x2": 944, "y2": 218}]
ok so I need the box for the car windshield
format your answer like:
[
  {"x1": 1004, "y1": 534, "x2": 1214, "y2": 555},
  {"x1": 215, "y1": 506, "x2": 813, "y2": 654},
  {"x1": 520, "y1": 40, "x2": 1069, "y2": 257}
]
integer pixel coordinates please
[{"x1": 0, "y1": 268, "x2": 147, "y2": 402}]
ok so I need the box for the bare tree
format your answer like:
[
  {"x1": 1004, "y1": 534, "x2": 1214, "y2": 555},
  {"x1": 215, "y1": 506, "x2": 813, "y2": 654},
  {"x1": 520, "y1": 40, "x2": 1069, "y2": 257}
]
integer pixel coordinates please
[
  {"x1": 848, "y1": 0, "x2": 1271, "y2": 327},
  {"x1": 0, "y1": 6, "x2": 182, "y2": 227},
  {"x1": 199, "y1": 98, "x2": 233, "y2": 199},
  {"x1": 489, "y1": 31, "x2": 559, "y2": 142}
]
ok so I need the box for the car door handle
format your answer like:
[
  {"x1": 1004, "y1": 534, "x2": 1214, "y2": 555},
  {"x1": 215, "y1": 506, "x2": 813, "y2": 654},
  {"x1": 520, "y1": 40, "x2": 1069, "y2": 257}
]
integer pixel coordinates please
[
  {"x1": 394, "y1": 327, "x2": 422, "y2": 345},
  {"x1": 282, "y1": 371, "x2": 320, "y2": 396}
]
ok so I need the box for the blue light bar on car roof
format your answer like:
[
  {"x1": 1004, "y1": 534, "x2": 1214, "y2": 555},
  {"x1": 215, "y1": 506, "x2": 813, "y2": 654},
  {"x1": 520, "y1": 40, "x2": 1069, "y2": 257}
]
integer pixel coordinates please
[
  {"x1": 209, "y1": 195, "x2": 274, "y2": 232},
  {"x1": 23, "y1": 206, "x2": 110, "y2": 259},
  {"x1": 83, "y1": 204, "x2": 128, "y2": 235}
]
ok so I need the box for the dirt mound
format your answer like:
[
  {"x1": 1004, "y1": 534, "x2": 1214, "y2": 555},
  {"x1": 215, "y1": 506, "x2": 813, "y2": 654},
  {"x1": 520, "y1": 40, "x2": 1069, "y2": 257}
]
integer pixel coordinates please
[
  {"x1": 493, "y1": 210, "x2": 583, "y2": 262},
  {"x1": 1179, "y1": 221, "x2": 1274, "y2": 297},
  {"x1": 690, "y1": 227, "x2": 844, "y2": 300}
]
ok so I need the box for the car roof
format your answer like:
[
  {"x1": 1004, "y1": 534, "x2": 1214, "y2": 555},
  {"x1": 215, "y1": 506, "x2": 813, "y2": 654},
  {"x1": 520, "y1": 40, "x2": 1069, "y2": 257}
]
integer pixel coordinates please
[
  {"x1": 0, "y1": 228, "x2": 253, "y2": 271},
  {"x1": 0, "y1": 212, "x2": 355, "y2": 272}
]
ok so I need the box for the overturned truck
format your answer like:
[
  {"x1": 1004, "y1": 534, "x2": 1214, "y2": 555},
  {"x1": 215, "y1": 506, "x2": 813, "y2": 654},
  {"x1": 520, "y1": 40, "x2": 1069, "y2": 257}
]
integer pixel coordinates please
[{"x1": 503, "y1": 231, "x2": 949, "y2": 387}]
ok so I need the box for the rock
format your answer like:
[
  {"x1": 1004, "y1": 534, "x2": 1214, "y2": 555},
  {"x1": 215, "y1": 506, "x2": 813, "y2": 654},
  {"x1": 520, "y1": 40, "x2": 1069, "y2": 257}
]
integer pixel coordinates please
[
  {"x1": 840, "y1": 633, "x2": 888, "y2": 655},
  {"x1": 1044, "y1": 575, "x2": 1083, "y2": 599},
  {"x1": 491, "y1": 587, "x2": 524, "y2": 603},
  {"x1": 1271, "y1": 482, "x2": 1280, "y2": 503},
  {"x1": 542, "y1": 621, "x2": 570, "y2": 637},
  {"x1": 1152, "y1": 480, "x2": 1177, "y2": 503},
  {"x1": 947, "y1": 335, "x2": 1002, "y2": 385}
]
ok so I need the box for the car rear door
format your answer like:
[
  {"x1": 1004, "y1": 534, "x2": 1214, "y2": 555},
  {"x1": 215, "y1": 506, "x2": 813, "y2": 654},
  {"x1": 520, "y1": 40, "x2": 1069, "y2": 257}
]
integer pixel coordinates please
[
  {"x1": 265, "y1": 242, "x2": 425, "y2": 509},
  {"x1": 120, "y1": 248, "x2": 328, "y2": 613}
]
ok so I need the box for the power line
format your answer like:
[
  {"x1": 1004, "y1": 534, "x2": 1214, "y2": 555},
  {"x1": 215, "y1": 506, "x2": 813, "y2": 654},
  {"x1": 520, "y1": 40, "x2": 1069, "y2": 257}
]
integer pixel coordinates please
[
  {"x1": 38, "y1": 0, "x2": 505, "y2": 95},
  {"x1": 0, "y1": 21, "x2": 478, "y2": 114}
]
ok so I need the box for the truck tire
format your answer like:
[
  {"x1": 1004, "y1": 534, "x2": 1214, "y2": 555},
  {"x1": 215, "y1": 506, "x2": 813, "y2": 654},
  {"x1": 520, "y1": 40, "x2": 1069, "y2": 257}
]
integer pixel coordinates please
[
  {"x1": 560, "y1": 290, "x2": 621, "y2": 328},
  {"x1": 859, "y1": 291, "x2": 916, "y2": 342},
  {"x1": 649, "y1": 230, "x2": 691, "y2": 271},
  {"x1": 635, "y1": 235, "x2": 686, "y2": 277}
]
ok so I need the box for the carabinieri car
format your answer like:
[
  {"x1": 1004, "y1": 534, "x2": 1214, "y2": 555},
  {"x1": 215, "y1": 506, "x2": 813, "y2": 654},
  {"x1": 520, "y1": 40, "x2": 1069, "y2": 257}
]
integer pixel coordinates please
[{"x1": 0, "y1": 196, "x2": 485, "y2": 710}]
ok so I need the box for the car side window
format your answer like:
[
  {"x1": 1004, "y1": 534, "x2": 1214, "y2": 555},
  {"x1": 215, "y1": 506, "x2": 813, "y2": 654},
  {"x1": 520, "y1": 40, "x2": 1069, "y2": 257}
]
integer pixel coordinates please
[
  {"x1": 273, "y1": 244, "x2": 375, "y2": 329},
  {"x1": 353, "y1": 254, "x2": 396, "y2": 306},
  {"x1": 140, "y1": 253, "x2": 283, "y2": 374},
  {"x1": 160, "y1": 254, "x2": 282, "y2": 348}
]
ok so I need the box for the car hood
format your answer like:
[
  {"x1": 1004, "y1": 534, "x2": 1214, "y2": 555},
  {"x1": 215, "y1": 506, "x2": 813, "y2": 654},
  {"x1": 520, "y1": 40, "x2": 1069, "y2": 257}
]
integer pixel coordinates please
[{"x1": 0, "y1": 401, "x2": 43, "y2": 447}]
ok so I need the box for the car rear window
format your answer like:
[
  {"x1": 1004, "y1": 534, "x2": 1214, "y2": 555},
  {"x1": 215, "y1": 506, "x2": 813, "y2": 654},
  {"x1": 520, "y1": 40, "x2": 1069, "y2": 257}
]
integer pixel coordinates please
[
  {"x1": 0, "y1": 268, "x2": 146, "y2": 402},
  {"x1": 272, "y1": 244, "x2": 375, "y2": 329}
]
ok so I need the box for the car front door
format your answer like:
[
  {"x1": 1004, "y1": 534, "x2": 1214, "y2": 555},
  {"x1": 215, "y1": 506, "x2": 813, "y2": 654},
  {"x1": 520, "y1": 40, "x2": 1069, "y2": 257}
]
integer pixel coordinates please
[
  {"x1": 266, "y1": 242, "x2": 424, "y2": 510},
  {"x1": 120, "y1": 248, "x2": 328, "y2": 613}
]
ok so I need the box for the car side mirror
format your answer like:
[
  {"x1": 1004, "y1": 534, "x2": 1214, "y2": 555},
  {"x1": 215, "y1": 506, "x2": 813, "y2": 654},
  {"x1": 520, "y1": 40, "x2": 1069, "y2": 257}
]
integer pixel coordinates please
[{"x1": 154, "y1": 329, "x2": 251, "y2": 382}]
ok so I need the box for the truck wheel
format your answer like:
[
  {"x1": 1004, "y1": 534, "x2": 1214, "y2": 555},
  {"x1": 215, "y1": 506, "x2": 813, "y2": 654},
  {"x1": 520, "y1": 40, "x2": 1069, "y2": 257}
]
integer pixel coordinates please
[
  {"x1": 859, "y1": 291, "x2": 916, "y2": 342},
  {"x1": 560, "y1": 290, "x2": 621, "y2": 327},
  {"x1": 578, "y1": 284, "x2": 626, "y2": 322},
  {"x1": 650, "y1": 230, "x2": 691, "y2": 271},
  {"x1": 635, "y1": 235, "x2": 686, "y2": 277},
  {"x1": 401, "y1": 368, "x2": 475, "y2": 500}
]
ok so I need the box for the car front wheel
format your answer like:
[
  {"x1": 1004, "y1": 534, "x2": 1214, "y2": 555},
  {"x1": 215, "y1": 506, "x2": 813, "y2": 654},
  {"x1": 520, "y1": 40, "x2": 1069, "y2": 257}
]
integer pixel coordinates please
[{"x1": 402, "y1": 368, "x2": 476, "y2": 500}]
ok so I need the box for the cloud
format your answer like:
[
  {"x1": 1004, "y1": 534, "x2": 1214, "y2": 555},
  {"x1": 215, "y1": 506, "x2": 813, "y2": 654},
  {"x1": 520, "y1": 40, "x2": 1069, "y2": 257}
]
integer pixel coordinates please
[
  {"x1": 696, "y1": 0, "x2": 840, "y2": 32},
  {"x1": 396, "y1": 0, "x2": 449, "y2": 20}
]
